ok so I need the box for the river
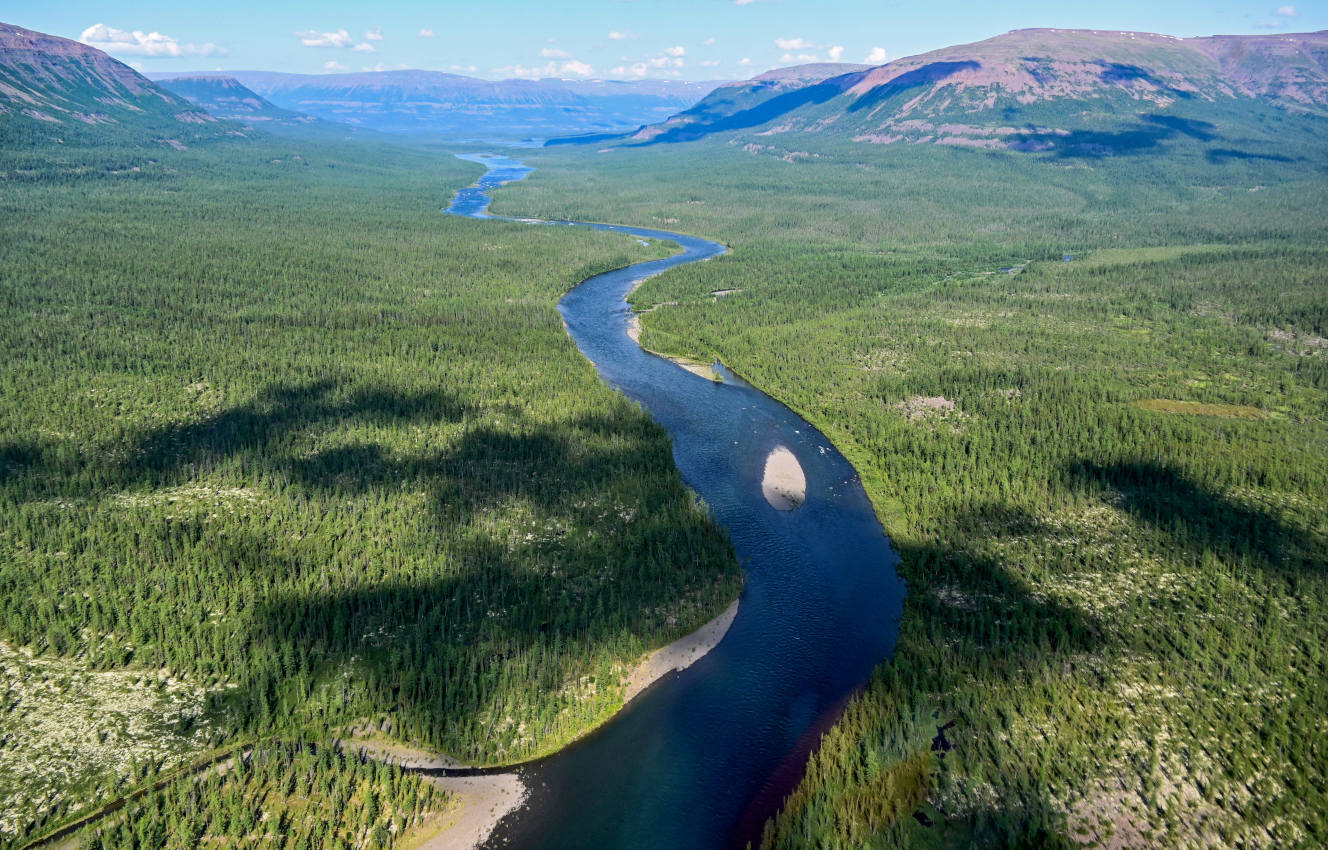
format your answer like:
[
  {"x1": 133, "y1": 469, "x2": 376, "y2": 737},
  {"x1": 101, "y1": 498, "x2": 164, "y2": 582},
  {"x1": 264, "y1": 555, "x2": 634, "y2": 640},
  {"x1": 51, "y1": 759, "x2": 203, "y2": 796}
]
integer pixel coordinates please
[{"x1": 446, "y1": 153, "x2": 905, "y2": 850}]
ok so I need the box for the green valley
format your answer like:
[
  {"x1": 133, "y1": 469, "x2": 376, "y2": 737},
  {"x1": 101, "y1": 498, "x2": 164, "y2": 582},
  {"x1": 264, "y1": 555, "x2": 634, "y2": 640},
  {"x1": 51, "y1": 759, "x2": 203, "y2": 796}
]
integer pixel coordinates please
[{"x1": 4, "y1": 13, "x2": 1328, "y2": 850}]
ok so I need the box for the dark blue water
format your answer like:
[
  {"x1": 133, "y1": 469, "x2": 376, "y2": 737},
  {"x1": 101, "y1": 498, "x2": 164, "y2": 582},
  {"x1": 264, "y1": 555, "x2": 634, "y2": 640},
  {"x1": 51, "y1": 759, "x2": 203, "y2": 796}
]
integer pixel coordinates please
[{"x1": 446, "y1": 154, "x2": 905, "y2": 850}]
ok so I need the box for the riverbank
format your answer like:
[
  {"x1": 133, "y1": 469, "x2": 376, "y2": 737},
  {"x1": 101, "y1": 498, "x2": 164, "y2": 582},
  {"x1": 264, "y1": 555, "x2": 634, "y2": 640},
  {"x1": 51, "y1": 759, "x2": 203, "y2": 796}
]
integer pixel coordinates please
[
  {"x1": 629, "y1": 317, "x2": 719, "y2": 381},
  {"x1": 625, "y1": 599, "x2": 739, "y2": 703},
  {"x1": 415, "y1": 775, "x2": 526, "y2": 850},
  {"x1": 347, "y1": 594, "x2": 739, "y2": 849}
]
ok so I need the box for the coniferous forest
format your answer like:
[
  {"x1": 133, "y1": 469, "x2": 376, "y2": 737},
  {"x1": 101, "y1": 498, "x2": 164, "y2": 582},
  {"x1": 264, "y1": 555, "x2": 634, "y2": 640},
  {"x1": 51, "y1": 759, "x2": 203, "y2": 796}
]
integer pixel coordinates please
[
  {"x1": 0, "y1": 137, "x2": 740, "y2": 845},
  {"x1": 4, "y1": 31, "x2": 1328, "y2": 849},
  {"x1": 492, "y1": 135, "x2": 1328, "y2": 847}
]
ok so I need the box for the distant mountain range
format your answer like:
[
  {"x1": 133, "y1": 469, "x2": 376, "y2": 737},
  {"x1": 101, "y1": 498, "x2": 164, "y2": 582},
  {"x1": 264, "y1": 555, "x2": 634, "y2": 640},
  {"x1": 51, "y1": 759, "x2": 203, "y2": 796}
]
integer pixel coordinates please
[
  {"x1": 151, "y1": 69, "x2": 721, "y2": 140},
  {"x1": 605, "y1": 28, "x2": 1328, "y2": 158},
  {"x1": 0, "y1": 21, "x2": 230, "y2": 148},
  {"x1": 5, "y1": 19, "x2": 1326, "y2": 157}
]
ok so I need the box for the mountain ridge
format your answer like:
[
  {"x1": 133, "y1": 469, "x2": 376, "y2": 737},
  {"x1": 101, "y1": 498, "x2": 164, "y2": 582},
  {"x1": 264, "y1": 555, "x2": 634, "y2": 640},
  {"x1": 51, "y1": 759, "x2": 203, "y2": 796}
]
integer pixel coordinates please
[{"x1": 621, "y1": 27, "x2": 1328, "y2": 153}]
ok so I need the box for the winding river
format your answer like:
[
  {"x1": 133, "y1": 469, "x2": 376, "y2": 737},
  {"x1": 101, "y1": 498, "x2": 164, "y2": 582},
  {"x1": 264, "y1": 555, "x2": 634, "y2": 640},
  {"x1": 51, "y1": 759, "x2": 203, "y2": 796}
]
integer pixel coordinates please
[{"x1": 446, "y1": 154, "x2": 906, "y2": 850}]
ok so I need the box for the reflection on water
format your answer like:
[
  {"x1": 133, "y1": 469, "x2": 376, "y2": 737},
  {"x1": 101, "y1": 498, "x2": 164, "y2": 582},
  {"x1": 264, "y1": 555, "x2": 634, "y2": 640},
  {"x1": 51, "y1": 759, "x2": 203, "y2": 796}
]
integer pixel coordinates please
[{"x1": 446, "y1": 155, "x2": 905, "y2": 850}]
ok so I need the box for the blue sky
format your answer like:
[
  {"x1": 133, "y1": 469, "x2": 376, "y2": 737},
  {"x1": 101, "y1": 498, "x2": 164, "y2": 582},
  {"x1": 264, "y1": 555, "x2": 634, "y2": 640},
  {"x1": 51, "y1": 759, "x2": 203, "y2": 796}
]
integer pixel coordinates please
[{"x1": 10, "y1": 1, "x2": 1325, "y2": 80}]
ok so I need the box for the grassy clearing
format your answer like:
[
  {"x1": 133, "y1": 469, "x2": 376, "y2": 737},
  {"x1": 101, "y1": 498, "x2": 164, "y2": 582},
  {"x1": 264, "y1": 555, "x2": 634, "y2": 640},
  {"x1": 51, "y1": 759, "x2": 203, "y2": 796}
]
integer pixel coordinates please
[{"x1": 0, "y1": 643, "x2": 215, "y2": 839}]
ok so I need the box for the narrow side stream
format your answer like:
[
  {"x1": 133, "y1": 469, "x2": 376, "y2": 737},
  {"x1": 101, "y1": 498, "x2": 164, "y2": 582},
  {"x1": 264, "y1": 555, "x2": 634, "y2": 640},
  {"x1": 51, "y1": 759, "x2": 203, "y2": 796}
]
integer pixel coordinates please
[{"x1": 446, "y1": 153, "x2": 905, "y2": 850}]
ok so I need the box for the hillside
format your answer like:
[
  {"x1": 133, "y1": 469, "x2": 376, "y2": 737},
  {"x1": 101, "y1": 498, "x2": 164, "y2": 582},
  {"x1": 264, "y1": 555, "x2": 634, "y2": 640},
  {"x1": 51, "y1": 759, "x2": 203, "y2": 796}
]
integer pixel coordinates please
[
  {"x1": 155, "y1": 69, "x2": 721, "y2": 140},
  {"x1": 0, "y1": 21, "x2": 230, "y2": 148},
  {"x1": 628, "y1": 28, "x2": 1328, "y2": 155},
  {"x1": 155, "y1": 74, "x2": 315, "y2": 127}
]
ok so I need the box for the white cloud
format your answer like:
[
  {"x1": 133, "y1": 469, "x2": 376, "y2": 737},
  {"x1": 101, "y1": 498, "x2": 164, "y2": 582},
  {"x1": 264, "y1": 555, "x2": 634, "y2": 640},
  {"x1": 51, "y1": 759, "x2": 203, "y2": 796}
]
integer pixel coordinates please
[
  {"x1": 740, "y1": 57, "x2": 752, "y2": 65},
  {"x1": 781, "y1": 53, "x2": 818, "y2": 63},
  {"x1": 735, "y1": 0, "x2": 764, "y2": 5},
  {"x1": 541, "y1": 47, "x2": 572, "y2": 58},
  {"x1": 611, "y1": 46, "x2": 694, "y2": 78},
  {"x1": 499, "y1": 59, "x2": 596, "y2": 78},
  {"x1": 449, "y1": 64, "x2": 479, "y2": 72},
  {"x1": 323, "y1": 60, "x2": 346, "y2": 71},
  {"x1": 702, "y1": 37, "x2": 716, "y2": 46},
  {"x1": 700, "y1": 59, "x2": 721, "y2": 67},
  {"x1": 362, "y1": 63, "x2": 389, "y2": 72},
  {"x1": 865, "y1": 46, "x2": 887, "y2": 64},
  {"x1": 1276, "y1": 5, "x2": 1298, "y2": 16},
  {"x1": 365, "y1": 27, "x2": 383, "y2": 40},
  {"x1": 354, "y1": 42, "x2": 375, "y2": 53},
  {"x1": 649, "y1": 54, "x2": 684, "y2": 68},
  {"x1": 419, "y1": 28, "x2": 435, "y2": 37},
  {"x1": 79, "y1": 23, "x2": 224, "y2": 57},
  {"x1": 297, "y1": 28, "x2": 353, "y2": 48},
  {"x1": 827, "y1": 45, "x2": 844, "y2": 61},
  {"x1": 608, "y1": 30, "x2": 638, "y2": 40},
  {"x1": 775, "y1": 37, "x2": 816, "y2": 51}
]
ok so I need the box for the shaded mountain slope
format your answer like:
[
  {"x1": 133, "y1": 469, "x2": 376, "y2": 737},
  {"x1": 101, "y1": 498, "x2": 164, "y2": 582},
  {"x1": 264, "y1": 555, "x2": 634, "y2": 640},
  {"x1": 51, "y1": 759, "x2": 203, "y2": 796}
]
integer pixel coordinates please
[{"x1": 548, "y1": 63, "x2": 862, "y2": 147}]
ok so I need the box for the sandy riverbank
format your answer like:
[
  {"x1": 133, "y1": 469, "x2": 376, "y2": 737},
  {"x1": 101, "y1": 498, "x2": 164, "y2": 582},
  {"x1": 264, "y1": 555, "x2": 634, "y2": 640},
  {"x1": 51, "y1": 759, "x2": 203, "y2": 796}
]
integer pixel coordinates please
[
  {"x1": 627, "y1": 307, "x2": 716, "y2": 380},
  {"x1": 351, "y1": 596, "x2": 739, "y2": 849},
  {"x1": 624, "y1": 599, "x2": 740, "y2": 703},
  {"x1": 762, "y1": 446, "x2": 806, "y2": 510},
  {"x1": 670, "y1": 358, "x2": 718, "y2": 380},
  {"x1": 415, "y1": 774, "x2": 526, "y2": 850}
]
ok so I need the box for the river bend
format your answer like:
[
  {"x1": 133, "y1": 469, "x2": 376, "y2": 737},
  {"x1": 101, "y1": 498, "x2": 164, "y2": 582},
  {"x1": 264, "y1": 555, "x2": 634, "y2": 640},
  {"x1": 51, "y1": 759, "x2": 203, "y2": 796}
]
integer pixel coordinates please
[{"x1": 446, "y1": 153, "x2": 905, "y2": 850}]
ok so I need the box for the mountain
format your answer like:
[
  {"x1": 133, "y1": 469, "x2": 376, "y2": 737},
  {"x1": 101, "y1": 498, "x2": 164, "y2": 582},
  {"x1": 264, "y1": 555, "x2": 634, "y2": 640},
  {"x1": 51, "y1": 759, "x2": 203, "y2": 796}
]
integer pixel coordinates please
[
  {"x1": 750, "y1": 63, "x2": 872, "y2": 84},
  {"x1": 624, "y1": 28, "x2": 1328, "y2": 156},
  {"x1": 154, "y1": 74, "x2": 315, "y2": 127},
  {"x1": 153, "y1": 70, "x2": 722, "y2": 140},
  {"x1": 0, "y1": 21, "x2": 229, "y2": 148},
  {"x1": 628, "y1": 63, "x2": 868, "y2": 144}
]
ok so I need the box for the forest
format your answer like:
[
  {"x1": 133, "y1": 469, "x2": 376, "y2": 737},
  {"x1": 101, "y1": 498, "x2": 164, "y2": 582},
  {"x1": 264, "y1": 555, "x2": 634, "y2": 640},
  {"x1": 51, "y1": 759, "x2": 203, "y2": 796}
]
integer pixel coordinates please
[
  {"x1": 69, "y1": 742, "x2": 448, "y2": 850},
  {"x1": 0, "y1": 136, "x2": 741, "y2": 845},
  {"x1": 491, "y1": 134, "x2": 1328, "y2": 847},
  {"x1": 4, "y1": 76, "x2": 1327, "y2": 849}
]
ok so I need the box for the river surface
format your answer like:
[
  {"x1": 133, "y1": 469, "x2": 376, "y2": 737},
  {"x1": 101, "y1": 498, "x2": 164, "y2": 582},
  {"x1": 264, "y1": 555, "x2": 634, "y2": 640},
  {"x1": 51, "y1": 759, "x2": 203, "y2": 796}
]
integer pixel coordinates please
[{"x1": 446, "y1": 153, "x2": 906, "y2": 850}]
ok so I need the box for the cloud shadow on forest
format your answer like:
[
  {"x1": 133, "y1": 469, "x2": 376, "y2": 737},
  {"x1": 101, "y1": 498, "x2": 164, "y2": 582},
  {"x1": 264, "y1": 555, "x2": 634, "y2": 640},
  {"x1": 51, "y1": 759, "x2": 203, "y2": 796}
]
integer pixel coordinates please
[
  {"x1": 860, "y1": 503, "x2": 1105, "y2": 845},
  {"x1": 0, "y1": 379, "x2": 732, "y2": 762},
  {"x1": 1067, "y1": 459, "x2": 1321, "y2": 570},
  {"x1": 210, "y1": 390, "x2": 734, "y2": 760}
]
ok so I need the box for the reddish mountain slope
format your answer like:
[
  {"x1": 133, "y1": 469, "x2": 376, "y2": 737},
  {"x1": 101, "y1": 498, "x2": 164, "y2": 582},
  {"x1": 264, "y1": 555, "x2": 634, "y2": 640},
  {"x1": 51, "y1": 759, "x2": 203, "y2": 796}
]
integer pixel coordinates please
[{"x1": 0, "y1": 21, "x2": 227, "y2": 147}]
